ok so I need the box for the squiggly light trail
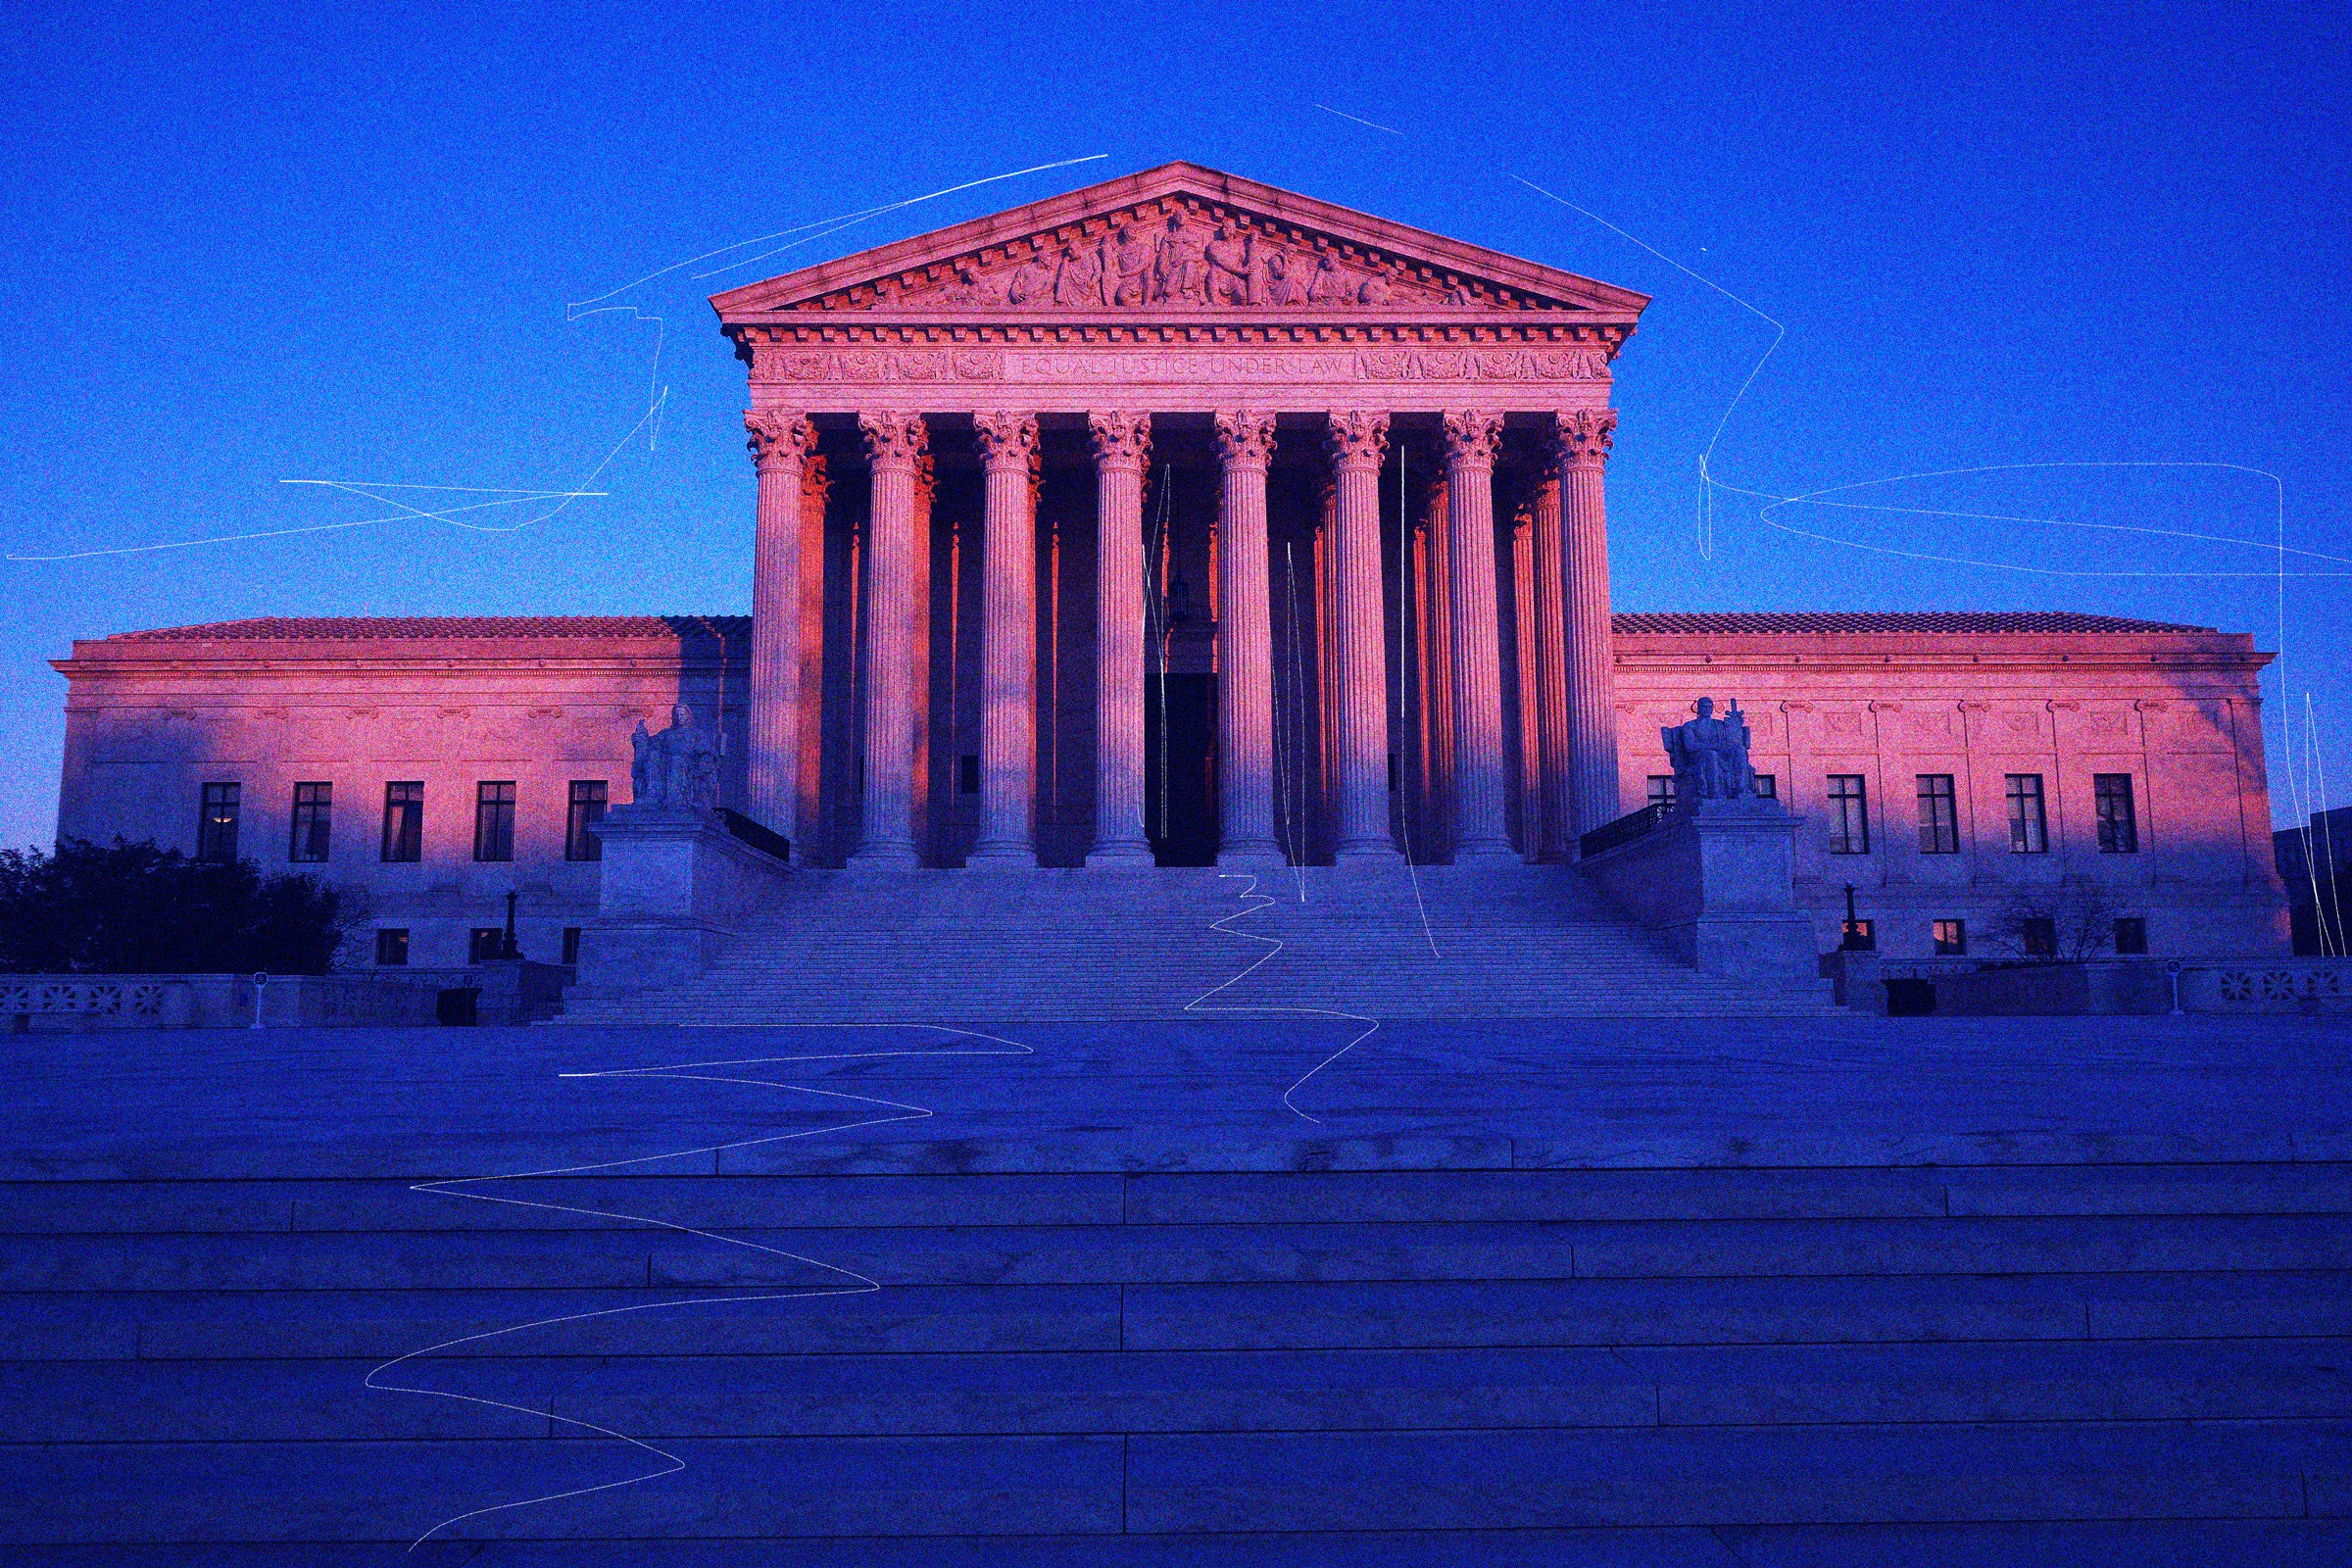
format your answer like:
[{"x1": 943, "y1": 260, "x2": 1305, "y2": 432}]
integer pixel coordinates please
[{"x1": 367, "y1": 1022, "x2": 1031, "y2": 1550}]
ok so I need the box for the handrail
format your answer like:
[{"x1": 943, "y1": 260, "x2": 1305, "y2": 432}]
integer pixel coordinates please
[{"x1": 1578, "y1": 802, "x2": 1674, "y2": 860}]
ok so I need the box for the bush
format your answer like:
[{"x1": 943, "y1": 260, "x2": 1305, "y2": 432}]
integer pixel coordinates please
[{"x1": 0, "y1": 838, "x2": 360, "y2": 975}]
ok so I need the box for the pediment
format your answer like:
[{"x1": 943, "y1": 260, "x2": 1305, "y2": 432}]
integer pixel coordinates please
[{"x1": 710, "y1": 162, "x2": 1648, "y2": 323}]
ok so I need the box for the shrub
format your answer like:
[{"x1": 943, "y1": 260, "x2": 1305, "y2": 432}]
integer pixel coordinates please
[{"x1": 0, "y1": 838, "x2": 360, "y2": 975}]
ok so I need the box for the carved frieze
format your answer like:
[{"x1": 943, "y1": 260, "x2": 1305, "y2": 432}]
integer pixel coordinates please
[{"x1": 750, "y1": 344, "x2": 1611, "y2": 388}]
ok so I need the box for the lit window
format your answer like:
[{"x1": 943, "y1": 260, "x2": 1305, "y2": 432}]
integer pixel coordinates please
[
  {"x1": 1827, "y1": 775, "x2": 1870, "y2": 855},
  {"x1": 566, "y1": 781, "x2": 607, "y2": 862},
  {"x1": 289, "y1": 782, "x2": 331, "y2": 863},
  {"x1": 197, "y1": 783, "x2": 241, "y2": 864},
  {"x1": 381, "y1": 783, "x2": 423, "y2": 862},
  {"x1": 1932, "y1": 918, "x2": 1967, "y2": 956},
  {"x1": 473, "y1": 781, "x2": 516, "y2": 863},
  {"x1": 2005, "y1": 774, "x2": 2048, "y2": 855},
  {"x1": 2094, "y1": 774, "x2": 2138, "y2": 854},
  {"x1": 1916, "y1": 775, "x2": 1959, "y2": 855}
]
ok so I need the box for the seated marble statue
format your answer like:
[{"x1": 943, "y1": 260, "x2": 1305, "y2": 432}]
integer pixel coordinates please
[
  {"x1": 628, "y1": 704, "x2": 721, "y2": 813},
  {"x1": 1661, "y1": 696, "x2": 1761, "y2": 806}
]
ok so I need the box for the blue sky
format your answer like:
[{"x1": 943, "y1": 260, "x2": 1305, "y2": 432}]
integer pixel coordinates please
[{"x1": 2, "y1": 0, "x2": 2345, "y2": 844}]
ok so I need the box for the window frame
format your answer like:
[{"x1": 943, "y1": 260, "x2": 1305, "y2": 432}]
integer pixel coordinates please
[
  {"x1": 381, "y1": 782, "x2": 424, "y2": 863},
  {"x1": 2114, "y1": 915, "x2": 2148, "y2": 955},
  {"x1": 2094, "y1": 772, "x2": 2139, "y2": 854},
  {"x1": 473, "y1": 780, "x2": 516, "y2": 863},
  {"x1": 2005, "y1": 773, "x2": 2049, "y2": 855},
  {"x1": 374, "y1": 928, "x2": 410, "y2": 966},
  {"x1": 1915, "y1": 773, "x2": 1960, "y2": 855},
  {"x1": 1646, "y1": 775, "x2": 1679, "y2": 810},
  {"x1": 288, "y1": 781, "x2": 332, "y2": 863},
  {"x1": 565, "y1": 780, "x2": 608, "y2": 862},
  {"x1": 1826, "y1": 774, "x2": 1871, "y2": 855},
  {"x1": 1932, "y1": 918, "x2": 1968, "y2": 956},
  {"x1": 196, "y1": 782, "x2": 241, "y2": 864}
]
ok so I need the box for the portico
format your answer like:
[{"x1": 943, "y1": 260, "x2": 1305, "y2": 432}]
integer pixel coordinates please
[{"x1": 720, "y1": 163, "x2": 1645, "y2": 869}]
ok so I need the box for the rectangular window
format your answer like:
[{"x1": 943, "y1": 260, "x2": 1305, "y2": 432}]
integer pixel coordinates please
[
  {"x1": 374, "y1": 928, "x2": 410, "y2": 966},
  {"x1": 2094, "y1": 773, "x2": 2139, "y2": 854},
  {"x1": 1752, "y1": 773, "x2": 1777, "y2": 800},
  {"x1": 288, "y1": 782, "x2": 331, "y2": 863},
  {"x1": 473, "y1": 781, "x2": 516, "y2": 863},
  {"x1": 1647, "y1": 775, "x2": 1678, "y2": 809},
  {"x1": 1827, "y1": 774, "x2": 1870, "y2": 855},
  {"x1": 2006, "y1": 774, "x2": 2048, "y2": 854},
  {"x1": 958, "y1": 755, "x2": 981, "y2": 795},
  {"x1": 469, "y1": 927, "x2": 505, "y2": 962},
  {"x1": 1916, "y1": 774, "x2": 1960, "y2": 855},
  {"x1": 1933, "y1": 918, "x2": 1968, "y2": 956},
  {"x1": 561, "y1": 926, "x2": 583, "y2": 967},
  {"x1": 196, "y1": 782, "x2": 241, "y2": 863},
  {"x1": 2023, "y1": 915, "x2": 2058, "y2": 957},
  {"x1": 381, "y1": 782, "x2": 423, "y2": 862},
  {"x1": 565, "y1": 780, "x2": 608, "y2": 862},
  {"x1": 2114, "y1": 915, "x2": 2148, "y2": 955},
  {"x1": 1842, "y1": 917, "x2": 1876, "y2": 951}
]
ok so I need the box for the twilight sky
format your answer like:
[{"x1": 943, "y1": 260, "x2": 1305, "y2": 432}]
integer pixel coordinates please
[{"x1": 2, "y1": 1, "x2": 2345, "y2": 846}]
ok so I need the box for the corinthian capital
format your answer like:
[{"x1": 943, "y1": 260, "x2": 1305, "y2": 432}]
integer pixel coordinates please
[
  {"x1": 972, "y1": 410, "x2": 1041, "y2": 470},
  {"x1": 858, "y1": 411, "x2": 927, "y2": 470},
  {"x1": 1554, "y1": 407, "x2": 1618, "y2": 471},
  {"x1": 1212, "y1": 410, "x2": 1278, "y2": 469},
  {"x1": 1324, "y1": 410, "x2": 1391, "y2": 471},
  {"x1": 1441, "y1": 411, "x2": 1504, "y2": 468},
  {"x1": 745, "y1": 409, "x2": 816, "y2": 472},
  {"x1": 1087, "y1": 410, "x2": 1152, "y2": 470}
]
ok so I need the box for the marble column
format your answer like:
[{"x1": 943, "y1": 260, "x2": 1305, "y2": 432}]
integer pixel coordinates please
[
  {"x1": 1213, "y1": 410, "x2": 1282, "y2": 865},
  {"x1": 1326, "y1": 410, "x2": 1399, "y2": 862},
  {"x1": 1088, "y1": 411, "x2": 1153, "y2": 867},
  {"x1": 1527, "y1": 451, "x2": 1572, "y2": 861},
  {"x1": 968, "y1": 411, "x2": 1041, "y2": 868},
  {"x1": 851, "y1": 411, "x2": 925, "y2": 867},
  {"x1": 1559, "y1": 408, "x2": 1622, "y2": 840},
  {"x1": 745, "y1": 408, "x2": 814, "y2": 852},
  {"x1": 1442, "y1": 410, "x2": 1515, "y2": 861}
]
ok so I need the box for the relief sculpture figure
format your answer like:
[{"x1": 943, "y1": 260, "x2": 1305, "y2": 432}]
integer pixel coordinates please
[
  {"x1": 1152, "y1": 214, "x2": 1204, "y2": 303},
  {"x1": 1107, "y1": 224, "x2": 1153, "y2": 305},
  {"x1": 1202, "y1": 221, "x2": 1255, "y2": 305}
]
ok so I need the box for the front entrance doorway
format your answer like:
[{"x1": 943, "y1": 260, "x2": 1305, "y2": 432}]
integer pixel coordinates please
[{"x1": 1146, "y1": 672, "x2": 1218, "y2": 866}]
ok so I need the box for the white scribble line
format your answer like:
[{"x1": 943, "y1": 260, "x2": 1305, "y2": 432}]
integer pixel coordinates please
[
  {"x1": 1182, "y1": 872, "x2": 1380, "y2": 1125},
  {"x1": 370, "y1": 1023, "x2": 1033, "y2": 1550},
  {"x1": 567, "y1": 155, "x2": 1109, "y2": 308},
  {"x1": 1313, "y1": 104, "x2": 1405, "y2": 136}
]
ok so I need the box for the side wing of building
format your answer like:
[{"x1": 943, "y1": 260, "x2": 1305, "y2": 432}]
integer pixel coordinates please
[{"x1": 1613, "y1": 612, "x2": 2287, "y2": 958}]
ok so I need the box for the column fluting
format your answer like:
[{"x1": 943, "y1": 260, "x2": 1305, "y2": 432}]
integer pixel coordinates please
[
  {"x1": 745, "y1": 408, "x2": 814, "y2": 853},
  {"x1": 1442, "y1": 410, "x2": 1516, "y2": 860},
  {"x1": 851, "y1": 410, "x2": 925, "y2": 867},
  {"x1": 1558, "y1": 408, "x2": 1622, "y2": 841},
  {"x1": 968, "y1": 411, "x2": 1041, "y2": 867},
  {"x1": 1528, "y1": 452, "x2": 1572, "y2": 861},
  {"x1": 1326, "y1": 410, "x2": 1399, "y2": 862},
  {"x1": 1087, "y1": 411, "x2": 1153, "y2": 867},
  {"x1": 1213, "y1": 410, "x2": 1282, "y2": 865}
]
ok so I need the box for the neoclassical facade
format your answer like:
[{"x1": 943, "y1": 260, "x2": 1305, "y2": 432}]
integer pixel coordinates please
[{"x1": 45, "y1": 165, "x2": 2289, "y2": 966}]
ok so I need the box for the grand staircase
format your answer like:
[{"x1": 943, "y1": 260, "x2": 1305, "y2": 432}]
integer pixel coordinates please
[
  {"x1": 557, "y1": 862, "x2": 1837, "y2": 1025},
  {"x1": 5, "y1": 1149, "x2": 2346, "y2": 1560}
]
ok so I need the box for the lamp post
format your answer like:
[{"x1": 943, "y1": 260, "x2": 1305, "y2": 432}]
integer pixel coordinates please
[
  {"x1": 1839, "y1": 882, "x2": 1870, "y2": 952},
  {"x1": 498, "y1": 891, "x2": 522, "y2": 960}
]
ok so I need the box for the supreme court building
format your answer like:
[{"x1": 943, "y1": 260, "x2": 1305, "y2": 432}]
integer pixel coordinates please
[{"x1": 49, "y1": 164, "x2": 2288, "y2": 973}]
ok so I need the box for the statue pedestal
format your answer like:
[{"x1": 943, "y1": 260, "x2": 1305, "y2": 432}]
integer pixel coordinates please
[
  {"x1": 1578, "y1": 800, "x2": 1819, "y2": 982},
  {"x1": 571, "y1": 805, "x2": 789, "y2": 997}
]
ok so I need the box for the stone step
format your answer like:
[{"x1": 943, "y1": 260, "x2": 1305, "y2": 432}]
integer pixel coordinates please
[
  {"x1": 12, "y1": 1519, "x2": 2349, "y2": 1567},
  {"x1": 24, "y1": 1163, "x2": 2332, "y2": 1237},
  {"x1": 19, "y1": 1214, "x2": 2344, "y2": 1292},
  {"x1": 8, "y1": 1420, "x2": 2347, "y2": 1543},
  {"x1": 6, "y1": 1337, "x2": 2342, "y2": 1445}
]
